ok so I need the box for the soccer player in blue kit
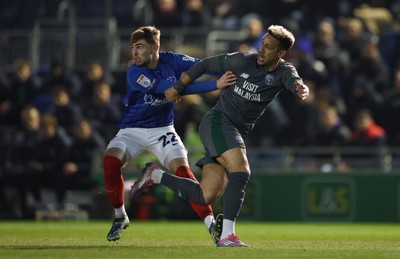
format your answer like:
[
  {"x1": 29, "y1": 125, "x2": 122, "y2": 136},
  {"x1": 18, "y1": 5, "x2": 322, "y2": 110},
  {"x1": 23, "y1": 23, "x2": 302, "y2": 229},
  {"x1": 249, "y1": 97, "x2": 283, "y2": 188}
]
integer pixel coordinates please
[
  {"x1": 131, "y1": 25, "x2": 309, "y2": 247},
  {"x1": 104, "y1": 25, "x2": 236, "y2": 242}
]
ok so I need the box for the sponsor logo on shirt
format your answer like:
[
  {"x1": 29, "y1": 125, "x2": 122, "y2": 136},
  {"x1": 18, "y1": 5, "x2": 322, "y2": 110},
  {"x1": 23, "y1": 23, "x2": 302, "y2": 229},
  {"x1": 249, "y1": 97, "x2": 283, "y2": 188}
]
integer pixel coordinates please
[
  {"x1": 144, "y1": 94, "x2": 168, "y2": 106},
  {"x1": 137, "y1": 74, "x2": 152, "y2": 88},
  {"x1": 240, "y1": 73, "x2": 249, "y2": 79},
  {"x1": 265, "y1": 74, "x2": 275, "y2": 85},
  {"x1": 182, "y1": 56, "x2": 196, "y2": 62},
  {"x1": 233, "y1": 80, "x2": 261, "y2": 101}
]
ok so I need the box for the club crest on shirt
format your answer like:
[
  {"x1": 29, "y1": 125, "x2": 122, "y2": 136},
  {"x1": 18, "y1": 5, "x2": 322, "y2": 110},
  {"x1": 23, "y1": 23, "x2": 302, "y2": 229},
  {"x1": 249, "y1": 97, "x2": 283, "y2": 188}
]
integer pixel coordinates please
[
  {"x1": 137, "y1": 74, "x2": 152, "y2": 88},
  {"x1": 235, "y1": 135, "x2": 244, "y2": 145},
  {"x1": 265, "y1": 74, "x2": 275, "y2": 85},
  {"x1": 166, "y1": 76, "x2": 177, "y2": 82}
]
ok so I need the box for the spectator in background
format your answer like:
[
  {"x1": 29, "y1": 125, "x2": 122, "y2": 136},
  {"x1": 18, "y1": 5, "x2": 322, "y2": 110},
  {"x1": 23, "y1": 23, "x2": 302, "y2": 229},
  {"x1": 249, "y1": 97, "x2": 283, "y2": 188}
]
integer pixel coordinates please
[
  {"x1": 315, "y1": 105, "x2": 352, "y2": 146},
  {"x1": 181, "y1": 0, "x2": 211, "y2": 29},
  {"x1": 239, "y1": 14, "x2": 266, "y2": 53},
  {"x1": 60, "y1": 119, "x2": 104, "y2": 204},
  {"x1": 30, "y1": 114, "x2": 71, "y2": 209},
  {"x1": 0, "y1": 59, "x2": 42, "y2": 125},
  {"x1": 311, "y1": 104, "x2": 352, "y2": 172},
  {"x1": 2, "y1": 105, "x2": 42, "y2": 218},
  {"x1": 287, "y1": 37, "x2": 329, "y2": 89},
  {"x1": 313, "y1": 19, "x2": 350, "y2": 96},
  {"x1": 349, "y1": 109, "x2": 386, "y2": 147},
  {"x1": 314, "y1": 87, "x2": 347, "y2": 118},
  {"x1": 41, "y1": 60, "x2": 82, "y2": 101},
  {"x1": 49, "y1": 86, "x2": 82, "y2": 136},
  {"x1": 208, "y1": 0, "x2": 239, "y2": 30},
  {"x1": 277, "y1": 80, "x2": 320, "y2": 146},
  {"x1": 82, "y1": 82, "x2": 121, "y2": 141},
  {"x1": 81, "y1": 61, "x2": 115, "y2": 104},
  {"x1": 344, "y1": 39, "x2": 391, "y2": 124},
  {"x1": 344, "y1": 108, "x2": 386, "y2": 171},
  {"x1": 338, "y1": 18, "x2": 367, "y2": 63},
  {"x1": 152, "y1": 0, "x2": 182, "y2": 28}
]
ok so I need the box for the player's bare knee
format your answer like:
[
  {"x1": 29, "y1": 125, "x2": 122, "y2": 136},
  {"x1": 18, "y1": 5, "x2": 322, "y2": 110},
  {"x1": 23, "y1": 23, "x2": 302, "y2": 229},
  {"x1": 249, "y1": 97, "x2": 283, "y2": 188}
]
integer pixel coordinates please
[
  {"x1": 202, "y1": 195, "x2": 217, "y2": 205},
  {"x1": 202, "y1": 190, "x2": 222, "y2": 204}
]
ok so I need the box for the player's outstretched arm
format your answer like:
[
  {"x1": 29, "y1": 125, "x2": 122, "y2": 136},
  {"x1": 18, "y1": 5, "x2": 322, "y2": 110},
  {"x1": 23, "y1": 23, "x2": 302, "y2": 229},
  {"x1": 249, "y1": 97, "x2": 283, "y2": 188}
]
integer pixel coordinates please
[
  {"x1": 165, "y1": 55, "x2": 224, "y2": 103},
  {"x1": 164, "y1": 71, "x2": 236, "y2": 103}
]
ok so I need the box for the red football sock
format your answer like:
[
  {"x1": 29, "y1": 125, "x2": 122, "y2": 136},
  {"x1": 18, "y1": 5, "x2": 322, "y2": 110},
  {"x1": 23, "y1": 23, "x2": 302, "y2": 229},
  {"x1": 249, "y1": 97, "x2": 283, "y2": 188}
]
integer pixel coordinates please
[
  {"x1": 175, "y1": 165, "x2": 213, "y2": 220},
  {"x1": 103, "y1": 155, "x2": 124, "y2": 208}
]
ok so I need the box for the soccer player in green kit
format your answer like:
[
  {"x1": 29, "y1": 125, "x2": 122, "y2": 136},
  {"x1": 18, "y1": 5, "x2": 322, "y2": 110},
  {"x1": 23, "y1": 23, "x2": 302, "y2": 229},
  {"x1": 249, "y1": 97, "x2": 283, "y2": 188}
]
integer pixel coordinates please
[{"x1": 131, "y1": 25, "x2": 309, "y2": 247}]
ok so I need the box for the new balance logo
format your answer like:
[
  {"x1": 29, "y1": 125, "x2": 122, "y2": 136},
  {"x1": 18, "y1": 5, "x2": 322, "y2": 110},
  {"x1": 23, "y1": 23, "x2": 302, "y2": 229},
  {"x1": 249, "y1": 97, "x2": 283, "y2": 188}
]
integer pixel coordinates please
[{"x1": 240, "y1": 73, "x2": 249, "y2": 79}]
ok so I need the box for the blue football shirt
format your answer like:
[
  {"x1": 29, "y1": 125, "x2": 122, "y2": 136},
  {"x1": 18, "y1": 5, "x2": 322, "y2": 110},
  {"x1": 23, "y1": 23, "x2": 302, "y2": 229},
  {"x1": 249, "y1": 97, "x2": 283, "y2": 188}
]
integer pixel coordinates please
[{"x1": 119, "y1": 51, "x2": 201, "y2": 129}]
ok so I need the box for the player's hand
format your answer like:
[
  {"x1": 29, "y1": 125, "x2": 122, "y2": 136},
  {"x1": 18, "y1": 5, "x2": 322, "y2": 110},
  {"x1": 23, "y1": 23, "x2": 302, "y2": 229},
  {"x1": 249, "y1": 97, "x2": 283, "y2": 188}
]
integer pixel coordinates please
[
  {"x1": 164, "y1": 87, "x2": 182, "y2": 104},
  {"x1": 294, "y1": 81, "x2": 309, "y2": 100},
  {"x1": 217, "y1": 71, "x2": 237, "y2": 89}
]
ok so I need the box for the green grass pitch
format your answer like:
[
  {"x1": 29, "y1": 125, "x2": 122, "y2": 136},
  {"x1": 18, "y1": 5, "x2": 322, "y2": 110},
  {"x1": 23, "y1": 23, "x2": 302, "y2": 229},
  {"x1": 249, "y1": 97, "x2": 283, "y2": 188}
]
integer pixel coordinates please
[{"x1": 1, "y1": 220, "x2": 400, "y2": 258}]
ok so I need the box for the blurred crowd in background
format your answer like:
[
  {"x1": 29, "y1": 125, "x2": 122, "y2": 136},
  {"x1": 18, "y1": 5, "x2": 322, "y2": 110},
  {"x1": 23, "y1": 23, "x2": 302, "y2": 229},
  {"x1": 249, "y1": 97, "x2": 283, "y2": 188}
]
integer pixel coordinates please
[{"x1": 1, "y1": 0, "x2": 400, "y2": 219}]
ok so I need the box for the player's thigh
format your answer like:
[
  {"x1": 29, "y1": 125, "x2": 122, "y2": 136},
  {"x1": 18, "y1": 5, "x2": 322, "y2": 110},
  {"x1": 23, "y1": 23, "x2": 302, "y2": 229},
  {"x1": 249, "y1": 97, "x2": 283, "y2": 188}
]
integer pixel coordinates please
[
  {"x1": 104, "y1": 147, "x2": 126, "y2": 163},
  {"x1": 105, "y1": 128, "x2": 146, "y2": 163},
  {"x1": 217, "y1": 147, "x2": 250, "y2": 173},
  {"x1": 199, "y1": 110, "x2": 245, "y2": 160},
  {"x1": 200, "y1": 163, "x2": 227, "y2": 203},
  {"x1": 147, "y1": 126, "x2": 188, "y2": 169}
]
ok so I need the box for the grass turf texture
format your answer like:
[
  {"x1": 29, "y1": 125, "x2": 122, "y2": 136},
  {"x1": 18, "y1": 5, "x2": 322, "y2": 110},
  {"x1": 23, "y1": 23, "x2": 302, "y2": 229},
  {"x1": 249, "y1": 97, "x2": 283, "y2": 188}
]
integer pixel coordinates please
[{"x1": 0, "y1": 221, "x2": 400, "y2": 258}]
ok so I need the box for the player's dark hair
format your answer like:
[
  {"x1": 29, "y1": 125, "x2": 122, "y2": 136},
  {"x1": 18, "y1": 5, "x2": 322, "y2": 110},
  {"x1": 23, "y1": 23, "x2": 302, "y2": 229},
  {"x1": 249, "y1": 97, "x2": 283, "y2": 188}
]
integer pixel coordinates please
[
  {"x1": 130, "y1": 25, "x2": 160, "y2": 46},
  {"x1": 267, "y1": 25, "x2": 295, "y2": 51}
]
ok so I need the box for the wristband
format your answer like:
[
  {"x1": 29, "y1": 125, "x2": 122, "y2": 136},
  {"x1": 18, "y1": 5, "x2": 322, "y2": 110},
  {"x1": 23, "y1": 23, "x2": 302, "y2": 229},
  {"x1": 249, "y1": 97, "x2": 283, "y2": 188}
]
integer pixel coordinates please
[{"x1": 172, "y1": 80, "x2": 186, "y2": 93}]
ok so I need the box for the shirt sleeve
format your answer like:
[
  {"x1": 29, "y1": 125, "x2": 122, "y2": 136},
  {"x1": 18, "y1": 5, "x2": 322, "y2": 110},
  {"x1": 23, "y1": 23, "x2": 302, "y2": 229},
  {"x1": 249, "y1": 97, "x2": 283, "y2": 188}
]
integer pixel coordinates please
[
  {"x1": 283, "y1": 65, "x2": 302, "y2": 95},
  {"x1": 152, "y1": 79, "x2": 218, "y2": 95},
  {"x1": 127, "y1": 65, "x2": 218, "y2": 95},
  {"x1": 169, "y1": 52, "x2": 201, "y2": 72},
  {"x1": 170, "y1": 52, "x2": 222, "y2": 76},
  {"x1": 184, "y1": 54, "x2": 228, "y2": 81}
]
